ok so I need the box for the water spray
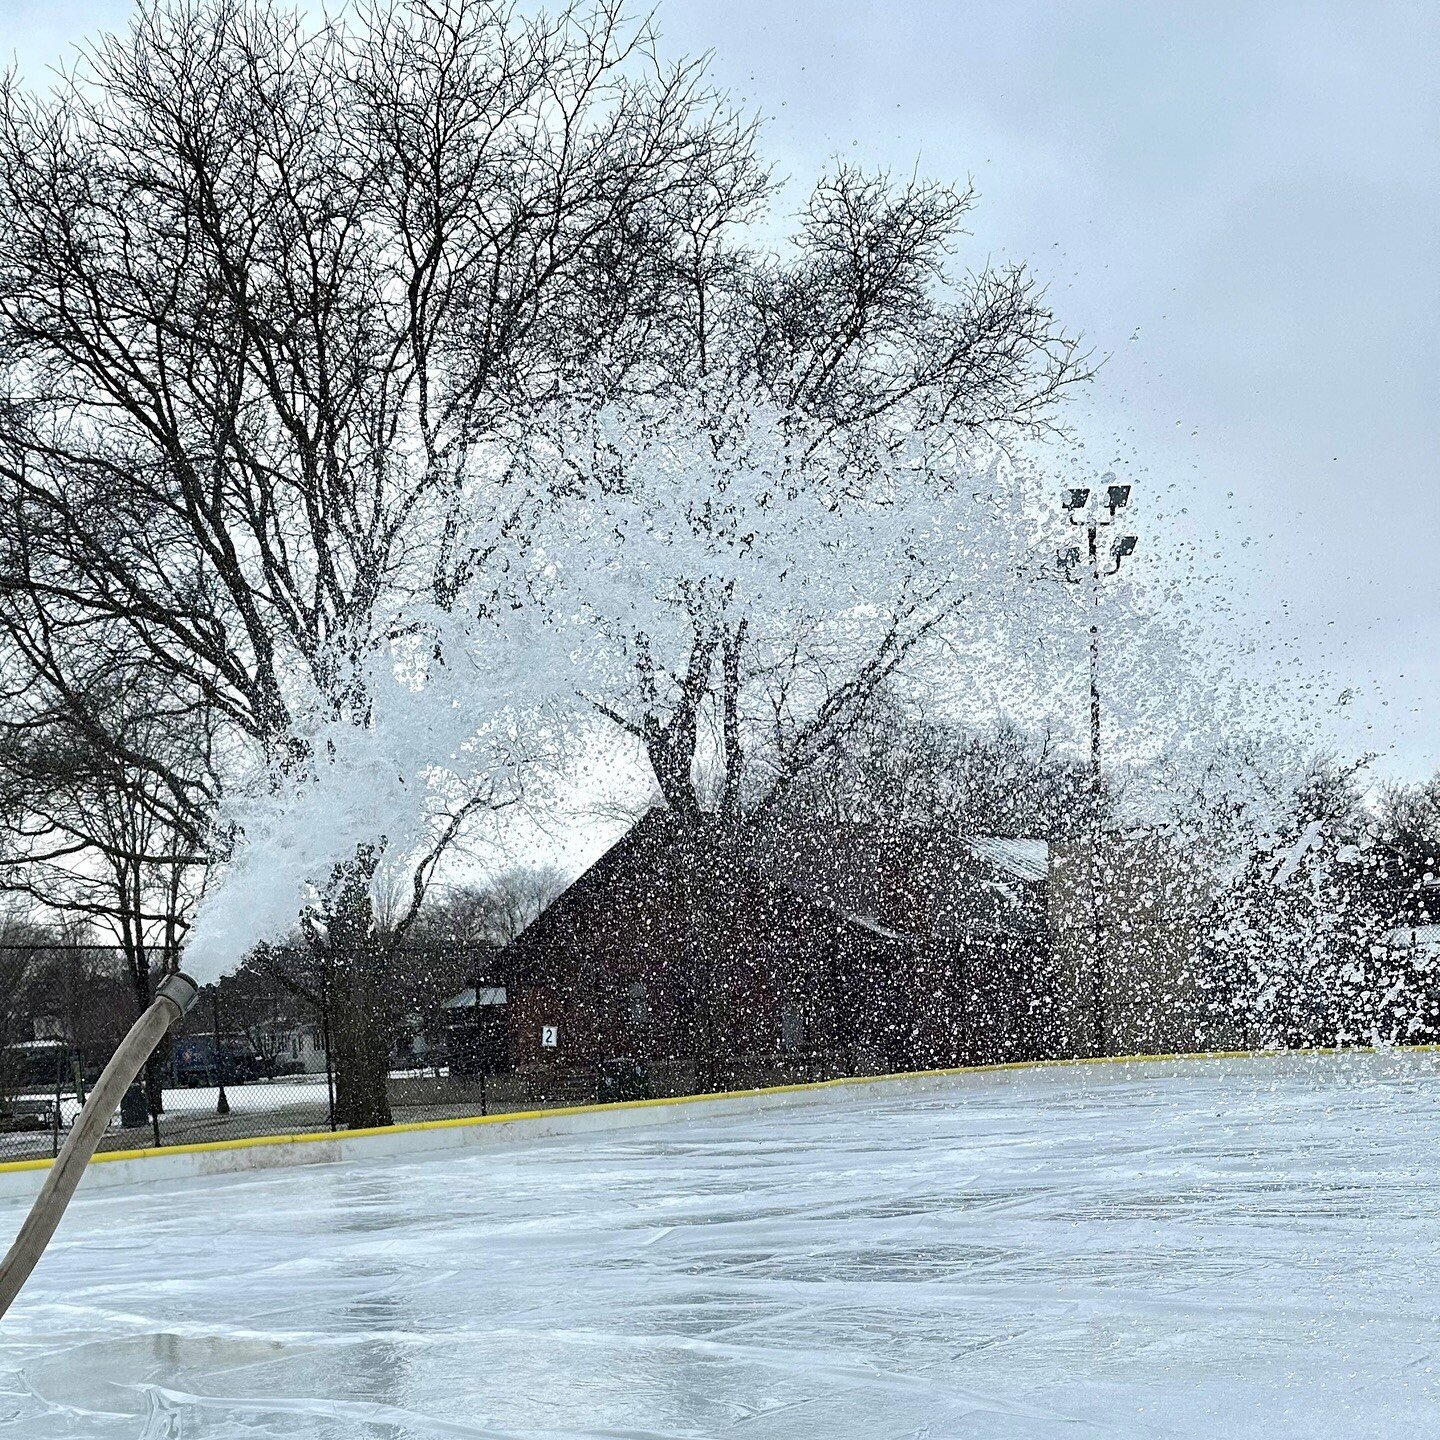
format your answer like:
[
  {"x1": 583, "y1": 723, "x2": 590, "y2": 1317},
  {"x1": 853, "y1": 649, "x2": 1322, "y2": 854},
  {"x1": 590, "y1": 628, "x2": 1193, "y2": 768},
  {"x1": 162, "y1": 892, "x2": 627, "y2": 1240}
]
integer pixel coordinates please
[{"x1": 0, "y1": 970, "x2": 199, "y2": 1321}]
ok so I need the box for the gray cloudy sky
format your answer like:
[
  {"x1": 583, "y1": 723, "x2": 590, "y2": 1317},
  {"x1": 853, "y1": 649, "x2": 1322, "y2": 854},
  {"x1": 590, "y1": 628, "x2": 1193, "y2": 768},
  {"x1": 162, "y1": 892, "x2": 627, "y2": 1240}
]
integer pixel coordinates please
[
  {"x1": 7, "y1": 0, "x2": 1438, "y2": 779},
  {"x1": 657, "y1": 0, "x2": 1439, "y2": 778}
]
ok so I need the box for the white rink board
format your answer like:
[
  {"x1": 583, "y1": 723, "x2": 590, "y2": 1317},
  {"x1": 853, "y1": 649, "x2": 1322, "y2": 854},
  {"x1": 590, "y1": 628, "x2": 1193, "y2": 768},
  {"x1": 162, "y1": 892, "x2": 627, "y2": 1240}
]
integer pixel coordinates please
[{"x1": 2, "y1": 1051, "x2": 1438, "y2": 1438}]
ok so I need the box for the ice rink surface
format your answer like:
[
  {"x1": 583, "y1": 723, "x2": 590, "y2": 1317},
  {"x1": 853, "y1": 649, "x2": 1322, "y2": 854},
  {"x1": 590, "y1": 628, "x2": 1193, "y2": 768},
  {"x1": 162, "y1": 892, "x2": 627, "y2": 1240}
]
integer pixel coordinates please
[{"x1": 2, "y1": 1051, "x2": 1439, "y2": 1439}]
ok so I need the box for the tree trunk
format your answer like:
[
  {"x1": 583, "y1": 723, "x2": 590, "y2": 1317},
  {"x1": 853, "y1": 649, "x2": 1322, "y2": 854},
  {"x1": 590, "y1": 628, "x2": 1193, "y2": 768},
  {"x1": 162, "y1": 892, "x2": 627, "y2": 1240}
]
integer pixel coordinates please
[
  {"x1": 648, "y1": 726, "x2": 704, "y2": 824},
  {"x1": 328, "y1": 965, "x2": 393, "y2": 1129},
  {"x1": 122, "y1": 944, "x2": 165, "y2": 1121},
  {"x1": 324, "y1": 856, "x2": 394, "y2": 1130},
  {"x1": 643, "y1": 632, "x2": 715, "y2": 821},
  {"x1": 718, "y1": 622, "x2": 746, "y2": 824}
]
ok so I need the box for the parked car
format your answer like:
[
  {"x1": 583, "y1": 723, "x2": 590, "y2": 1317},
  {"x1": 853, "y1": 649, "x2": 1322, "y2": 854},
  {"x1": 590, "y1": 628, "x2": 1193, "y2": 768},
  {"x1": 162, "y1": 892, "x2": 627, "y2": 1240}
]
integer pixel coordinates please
[
  {"x1": 0, "y1": 1093, "x2": 94, "y2": 1133},
  {"x1": 169, "y1": 1034, "x2": 265, "y2": 1087}
]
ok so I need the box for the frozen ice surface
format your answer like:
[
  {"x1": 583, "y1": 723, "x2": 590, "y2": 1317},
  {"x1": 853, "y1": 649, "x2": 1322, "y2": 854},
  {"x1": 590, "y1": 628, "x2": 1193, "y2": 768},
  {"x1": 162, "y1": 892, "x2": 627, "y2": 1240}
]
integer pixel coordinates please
[{"x1": 3, "y1": 1052, "x2": 1439, "y2": 1438}]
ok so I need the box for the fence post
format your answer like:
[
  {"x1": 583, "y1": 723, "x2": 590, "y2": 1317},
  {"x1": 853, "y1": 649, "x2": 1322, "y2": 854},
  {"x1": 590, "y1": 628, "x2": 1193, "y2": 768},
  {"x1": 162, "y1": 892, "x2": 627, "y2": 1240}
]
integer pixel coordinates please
[
  {"x1": 149, "y1": 1053, "x2": 162, "y2": 1149},
  {"x1": 51, "y1": 1046, "x2": 62, "y2": 1160},
  {"x1": 212, "y1": 987, "x2": 230, "y2": 1117},
  {"x1": 320, "y1": 970, "x2": 337, "y2": 1132}
]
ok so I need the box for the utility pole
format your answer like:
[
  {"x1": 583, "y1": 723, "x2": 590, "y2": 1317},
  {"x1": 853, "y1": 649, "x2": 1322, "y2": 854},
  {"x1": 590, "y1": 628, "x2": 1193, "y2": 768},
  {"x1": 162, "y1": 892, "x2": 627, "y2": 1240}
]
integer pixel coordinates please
[{"x1": 1059, "y1": 479, "x2": 1138, "y2": 1056}]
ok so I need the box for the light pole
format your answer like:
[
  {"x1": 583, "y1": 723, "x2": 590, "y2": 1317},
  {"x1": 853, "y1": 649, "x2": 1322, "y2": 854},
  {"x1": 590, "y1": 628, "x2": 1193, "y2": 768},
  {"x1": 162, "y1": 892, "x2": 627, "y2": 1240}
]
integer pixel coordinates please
[
  {"x1": 1058, "y1": 479, "x2": 1138, "y2": 1056},
  {"x1": 212, "y1": 984, "x2": 230, "y2": 1117}
]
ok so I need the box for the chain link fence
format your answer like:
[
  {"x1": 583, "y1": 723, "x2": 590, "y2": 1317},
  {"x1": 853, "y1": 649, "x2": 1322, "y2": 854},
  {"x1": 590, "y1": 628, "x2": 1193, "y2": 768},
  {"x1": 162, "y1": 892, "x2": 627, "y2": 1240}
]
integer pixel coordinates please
[
  {"x1": 1, "y1": 946, "x2": 865, "y2": 1165},
  {"x1": 0, "y1": 946, "x2": 338, "y2": 1163}
]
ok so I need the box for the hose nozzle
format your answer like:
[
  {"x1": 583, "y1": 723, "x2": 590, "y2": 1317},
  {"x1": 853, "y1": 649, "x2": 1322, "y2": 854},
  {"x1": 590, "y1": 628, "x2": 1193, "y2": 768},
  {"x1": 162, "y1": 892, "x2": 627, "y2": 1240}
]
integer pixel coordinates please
[{"x1": 156, "y1": 971, "x2": 199, "y2": 1020}]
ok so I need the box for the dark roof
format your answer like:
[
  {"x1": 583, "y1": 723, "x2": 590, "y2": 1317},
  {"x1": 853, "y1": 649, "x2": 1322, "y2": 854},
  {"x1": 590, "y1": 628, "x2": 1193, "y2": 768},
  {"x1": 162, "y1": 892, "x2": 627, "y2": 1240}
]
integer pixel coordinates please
[
  {"x1": 499, "y1": 808, "x2": 716, "y2": 980},
  {"x1": 500, "y1": 808, "x2": 1049, "y2": 980},
  {"x1": 742, "y1": 815, "x2": 1046, "y2": 943}
]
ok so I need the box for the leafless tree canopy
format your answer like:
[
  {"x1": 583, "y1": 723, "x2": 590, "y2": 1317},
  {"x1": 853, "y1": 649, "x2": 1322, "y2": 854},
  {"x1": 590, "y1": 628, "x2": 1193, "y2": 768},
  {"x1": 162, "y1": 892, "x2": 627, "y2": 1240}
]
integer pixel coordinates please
[
  {"x1": 771, "y1": 695, "x2": 1097, "y2": 843},
  {"x1": 576, "y1": 161, "x2": 1089, "y2": 821},
  {"x1": 0, "y1": 0, "x2": 754, "y2": 776},
  {"x1": 0, "y1": 0, "x2": 1088, "y2": 882},
  {"x1": 0, "y1": 0, "x2": 1087, "y2": 1123}
]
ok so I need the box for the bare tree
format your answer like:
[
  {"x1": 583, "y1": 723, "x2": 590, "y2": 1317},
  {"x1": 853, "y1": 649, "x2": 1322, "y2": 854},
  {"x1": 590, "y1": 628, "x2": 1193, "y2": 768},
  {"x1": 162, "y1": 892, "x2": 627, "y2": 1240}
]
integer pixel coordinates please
[
  {"x1": 0, "y1": 910, "x2": 102, "y2": 1114},
  {"x1": 1377, "y1": 773, "x2": 1440, "y2": 894},
  {"x1": 0, "y1": 913, "x2": 46, "y2": 1105},
  {"x1": 0, "y1": 657, "x2": 216, "y2": 1117},
  {"x1": 0, "y1": 0, "x2": 761, "y2": 1125},
  {"x1": 1197, "y1": 757, "x2": 1425, "y2": 1046},
  {"x1": 413, "y1": 866, "x2": 569, "y2": 949},
  {"x1": 551, "y1": 168, "x2": 1088, "y2": 824},
  {"x1": 0, "y1": 671, "x2": 213, "y2": 956},
  {"x1": 772, "y1": 692, "x2": 1096, "y2": 842}
]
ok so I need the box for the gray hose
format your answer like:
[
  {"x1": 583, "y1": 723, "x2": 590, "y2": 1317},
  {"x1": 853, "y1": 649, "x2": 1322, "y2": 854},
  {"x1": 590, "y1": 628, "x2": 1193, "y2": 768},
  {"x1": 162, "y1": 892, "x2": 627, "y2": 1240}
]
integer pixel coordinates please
[{"x1": 0, "y1": 971, "x2": 198, "y2": 1321}]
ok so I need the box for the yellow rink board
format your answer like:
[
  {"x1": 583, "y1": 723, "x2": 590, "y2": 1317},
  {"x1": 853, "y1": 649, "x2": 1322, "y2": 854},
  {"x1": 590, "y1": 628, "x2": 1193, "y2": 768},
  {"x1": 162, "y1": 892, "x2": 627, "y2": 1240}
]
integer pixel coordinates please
[{"x1": 3, "y1": 1041, "x2": 1437, "y2": 1179}]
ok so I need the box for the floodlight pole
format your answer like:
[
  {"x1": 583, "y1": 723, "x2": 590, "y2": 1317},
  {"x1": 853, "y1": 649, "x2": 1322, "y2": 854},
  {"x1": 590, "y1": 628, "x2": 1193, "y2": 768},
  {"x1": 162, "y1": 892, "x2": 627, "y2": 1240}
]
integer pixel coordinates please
[
  {"x1": 1087, "y1": 522, "x2": 1102, "y2": 791},
  {"x1": 1059, "y1": 480, "x2": 1138, "y2": 1058}
]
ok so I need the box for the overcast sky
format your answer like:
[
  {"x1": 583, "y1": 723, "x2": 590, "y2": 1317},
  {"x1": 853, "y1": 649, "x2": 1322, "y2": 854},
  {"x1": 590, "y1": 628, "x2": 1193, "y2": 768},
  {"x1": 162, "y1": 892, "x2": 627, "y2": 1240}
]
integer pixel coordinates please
[
  {"x1": 655, "y1": 0, "x2": 1440, "y2": 779},
  {"x1": 6, "y1": 0, "x2": 1438, "y2": 782}
]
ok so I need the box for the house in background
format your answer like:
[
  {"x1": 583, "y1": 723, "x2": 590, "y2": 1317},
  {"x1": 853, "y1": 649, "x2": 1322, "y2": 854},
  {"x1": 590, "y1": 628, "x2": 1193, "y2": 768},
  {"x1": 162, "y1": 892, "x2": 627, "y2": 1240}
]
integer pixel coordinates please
[
  {"x1": 455, "y1": 809, "x2": 1057, "y2": 1082},
  {"x1": 442, "y1": 809, "x2": 1233, "y2": 1082},
  {"x1": 251, "y1": 1020, "x2": 329, "y2": 1076}
]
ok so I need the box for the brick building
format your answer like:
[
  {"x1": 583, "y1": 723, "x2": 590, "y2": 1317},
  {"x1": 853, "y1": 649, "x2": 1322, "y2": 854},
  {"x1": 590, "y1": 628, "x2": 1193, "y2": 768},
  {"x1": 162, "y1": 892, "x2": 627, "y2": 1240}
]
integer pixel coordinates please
[{"x1": 449, "y1": 809, "x2": 1056, "y2": 1082}]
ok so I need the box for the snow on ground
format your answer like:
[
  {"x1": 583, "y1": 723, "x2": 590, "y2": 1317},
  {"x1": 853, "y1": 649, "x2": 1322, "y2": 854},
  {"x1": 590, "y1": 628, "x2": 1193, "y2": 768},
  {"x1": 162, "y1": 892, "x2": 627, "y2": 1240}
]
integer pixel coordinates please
[
  {"x1": 159, "y1": 1076, "x2": 333, "y2": 1118},
  {"x1": 2, "y1": 1051, "x2": 1438, "y2": 1438},
  {"x1": 1, "y1": 1078, "x2": 338, "y2": 1164}
]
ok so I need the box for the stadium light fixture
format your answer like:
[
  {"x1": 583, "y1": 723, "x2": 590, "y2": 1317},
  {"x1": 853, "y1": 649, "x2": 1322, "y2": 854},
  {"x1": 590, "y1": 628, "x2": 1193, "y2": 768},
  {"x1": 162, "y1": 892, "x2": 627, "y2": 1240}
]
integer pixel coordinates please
[{"x1": 1056, "y1": 480, "x2": 1139, "y2": 1064}]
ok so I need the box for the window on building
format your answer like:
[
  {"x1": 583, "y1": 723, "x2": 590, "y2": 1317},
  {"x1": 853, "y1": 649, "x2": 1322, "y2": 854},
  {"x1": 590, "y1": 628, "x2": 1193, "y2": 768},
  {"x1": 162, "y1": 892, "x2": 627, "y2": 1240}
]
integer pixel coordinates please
[
  {"x1": 781, "y1": 1004, "x2": 805, "y2": 1054},
  {"x1": 628, "y1": 981, "x2": 649, "y2": 1029}
]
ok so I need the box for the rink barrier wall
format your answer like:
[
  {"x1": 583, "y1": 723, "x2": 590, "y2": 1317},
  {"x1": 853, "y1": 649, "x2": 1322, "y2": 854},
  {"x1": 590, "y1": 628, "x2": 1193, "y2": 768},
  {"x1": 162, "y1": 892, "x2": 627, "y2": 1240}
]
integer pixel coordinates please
[{"x1": 2, "y1": 1041, "x2": 1437, "y2": 1201}]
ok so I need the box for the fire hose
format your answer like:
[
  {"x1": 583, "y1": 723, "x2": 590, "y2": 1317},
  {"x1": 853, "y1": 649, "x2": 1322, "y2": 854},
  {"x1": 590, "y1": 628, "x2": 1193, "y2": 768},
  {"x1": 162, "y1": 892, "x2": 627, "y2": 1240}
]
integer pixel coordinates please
[{"x1": 0, "y1": 971, "x2": 198, "y2": 1321}]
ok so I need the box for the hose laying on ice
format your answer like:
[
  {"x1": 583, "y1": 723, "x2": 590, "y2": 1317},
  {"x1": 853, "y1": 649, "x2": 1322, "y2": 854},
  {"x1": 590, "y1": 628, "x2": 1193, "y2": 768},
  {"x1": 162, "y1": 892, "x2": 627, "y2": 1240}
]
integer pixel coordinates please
[{"x1": 0, "y1": 971, "x2": 198, "y2": 1321}]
